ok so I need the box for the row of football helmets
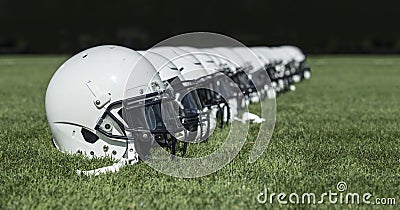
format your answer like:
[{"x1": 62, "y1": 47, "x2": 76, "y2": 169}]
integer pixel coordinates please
[{"x1": 45, "y1": 45, "x2": 311, "y2": 175}]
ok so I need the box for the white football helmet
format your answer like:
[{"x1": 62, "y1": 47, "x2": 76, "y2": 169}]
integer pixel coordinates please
[
  {"x1": 200, "y1": 48, "x2": 248, "y2": 109},
  {"x1": 212, "y1": 47, "x2": 258, "y2": 103},
  {"x1": 138, "y1": 50, "x2": 207, "y2": 145},
  {"x1": 178, "y1": 46, "x2": 238, "y2": 126},
  {"x1": 251, "y1": 47, "x2": 287, "y2": 93},
  {"x1": 233, "y1": 47, "x2": 275, "y2": 99},
  {"x1": 149, "y1": 46, "x2": 217, "y2": 140},
  {"x1": 280, "y1": 45, "x2": 311, "y2": 80},
  {"x1": 45, "y1": 45, "x2": 180, "y2": 162}
]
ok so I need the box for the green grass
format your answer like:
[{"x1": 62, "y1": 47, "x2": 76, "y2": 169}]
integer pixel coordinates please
[{"x1": 0, "y1": 55, "x2": 399, "y2": 209}]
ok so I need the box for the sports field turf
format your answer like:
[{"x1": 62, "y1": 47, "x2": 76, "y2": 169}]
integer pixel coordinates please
[{"x1": 0, "y1": 55, "x2": 399, "y2": 209}]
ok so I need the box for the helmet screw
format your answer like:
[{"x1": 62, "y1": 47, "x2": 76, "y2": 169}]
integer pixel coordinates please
[
  {"x1": 95, "y1": 100, "x2": 101, "y2": 105},
  {"x1": 103, "y1": 145, "x2": 109, "y2": 152},
  {"x1": 139, "y1": 89, "x2": 144, "y2": 94},
  {"x1": 129, "y1": 148, "x2": 134, "y2": 152},
  {"x1": 105, "y1": 124, "x2": 111, "y2": 130},
  {"x1": 112, "y1": 150, "x2": 117, "y2": 155},
  {"x1": 142, "y1": 133, "x2": 148, "y2": 139}
]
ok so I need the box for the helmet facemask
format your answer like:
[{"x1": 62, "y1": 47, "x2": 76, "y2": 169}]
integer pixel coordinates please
[
  {"x1": 122, "y1": 88, "x2": 188, "y2": 158},
  {"x1": 168, "y1": 77, "x2": 211, "y2": 142}
]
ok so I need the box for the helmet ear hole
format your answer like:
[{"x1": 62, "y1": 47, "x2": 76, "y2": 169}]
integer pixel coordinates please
[{"x1": 81, "y1": 128, "x2": 99, "y2": 144}]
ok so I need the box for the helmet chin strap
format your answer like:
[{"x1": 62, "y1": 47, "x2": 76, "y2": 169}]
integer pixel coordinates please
[
  {"x1": 77, "y1": 139, "x2": 139, "y2": 176},
  {"x1": 234, "y1": 112, "x2": 265, "y2": 124},
  {"x1": 76, "y1": 158, "x2": 132, "y2": 176}
]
